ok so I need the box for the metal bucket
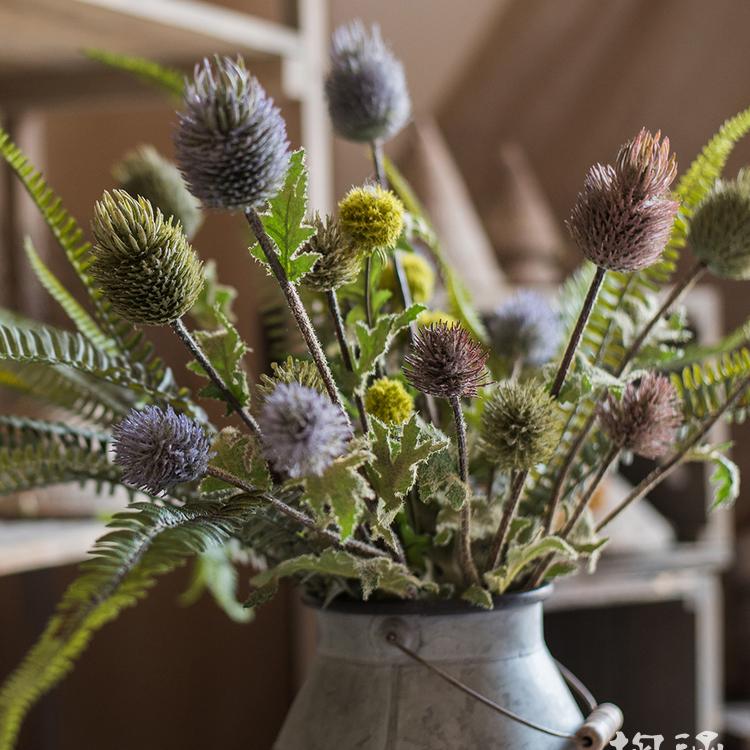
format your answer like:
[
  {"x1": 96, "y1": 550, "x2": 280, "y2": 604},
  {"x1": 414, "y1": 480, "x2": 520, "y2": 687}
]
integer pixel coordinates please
[{"x1": 274, "y1": 586, "x2": 582, "y2": 749}]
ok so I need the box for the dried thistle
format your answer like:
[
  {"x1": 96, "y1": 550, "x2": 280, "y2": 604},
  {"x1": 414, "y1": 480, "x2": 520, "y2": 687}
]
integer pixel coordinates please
[
  {"x1": 597, "y1": 372, "x2": 683, "y2": 459},
  {"x1": 403, "y1": 322, "x2": 489, "y2": 399},
  {"x1": 568, "y1": 129, "x2": 679, "y2": 272},
  {"x1": 301, "y1": 213, "x2": 363, "y2": 292},
  {"x1": 256, "y1": 356, "x2": 325, "y2": 401}
]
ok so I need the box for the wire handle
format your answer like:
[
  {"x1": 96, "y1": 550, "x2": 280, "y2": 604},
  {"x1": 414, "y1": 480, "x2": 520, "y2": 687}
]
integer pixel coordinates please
[{"x1": 385, "y1": 630, "x2": 623, "y2": 750}]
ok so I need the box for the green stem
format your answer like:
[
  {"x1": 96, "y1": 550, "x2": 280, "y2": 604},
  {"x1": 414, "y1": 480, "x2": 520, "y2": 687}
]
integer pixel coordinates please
[{"x1": 487, "y1": 469, "x2": 528, "y2": 571}]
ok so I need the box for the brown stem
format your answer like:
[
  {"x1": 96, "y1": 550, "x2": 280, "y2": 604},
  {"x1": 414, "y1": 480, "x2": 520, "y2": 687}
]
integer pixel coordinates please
[
  {"x1": 595, "y1": 371, "x2": 750, "y2": 532},
  {"x1": 245, "y1": 208, "x2": 348, "y2": 422},
  {"x1": 205, "y1": 465, "x2": 386, "y2": 559},
  {"x1": 326, "y1": 290, "x2": 369, "y2": 434},
  {"x1": 171, "y1": 318, "x2": 262, "y2": 440},
  {"x1": 487, "y1": 469, "x2": 528, "y2": 571},
  {"x1": 549, "y1": 266, "x2": 606, "y2": 399},
  {"x1": 449, "y1": 395, "x2": 480, "y2": 585}
]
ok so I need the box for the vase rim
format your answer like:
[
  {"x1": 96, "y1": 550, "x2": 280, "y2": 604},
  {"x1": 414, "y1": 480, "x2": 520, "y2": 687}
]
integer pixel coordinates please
[{"x1": 305, "y1": 583, "x2": 553, "y2": 616}]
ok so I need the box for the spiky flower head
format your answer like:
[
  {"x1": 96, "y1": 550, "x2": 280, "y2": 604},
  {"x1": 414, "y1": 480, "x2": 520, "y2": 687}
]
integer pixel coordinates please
[
  {"x1": 365, "y1": 377, "x2": 414, "y2": 425},
  {"x1": 568, "y1": 129, "x2": 679, "y2": 272},
  {"x1": 380, "y1": 252, "x2": 435, "y2": 304},
  {"x1": 689, "y1": 170, "x2": 750, "y2": 279},
  {"x1": 418, "y1": 309, "x2": 458, "y2": 328},
  {"x1": 91, "y1": 190, "x2": 204, "y2": 325},
  {"x1": 597, "y1": 372, "x2": 682, "y2": 459},
  {"x1": 479, "y1": 381, "x2": 562, "y2": 471},
  {"x1": 256, "y1": 356, "x2": 325, "y2": 402},
  {"x1": 486, "y1": 290, "x2": 561, "y2": 367},
  {"x1": 112, "y1": 406, "x2": 212, "y2": 494},
  {"x1": 175, "y1": 55, "x2": 289, "y2": 211},
  {"x1": 338, "y1": 184, "x2": 404, "y2": 256},
  {"x1": 301, "y1": 213, "x2": 363, "y2": 292},
  {"x1": 325, "y1": 21, "x2": 411, "y2": 143},
  {"x1": 259, "y1": 383, "x2": 352, "y2": 478},
  {"x1": 403, "y1": 322, "x2": 489, "y2": 400},
  {"x1": 113, "y1": 145, "x2": 203, "y2": 239}
]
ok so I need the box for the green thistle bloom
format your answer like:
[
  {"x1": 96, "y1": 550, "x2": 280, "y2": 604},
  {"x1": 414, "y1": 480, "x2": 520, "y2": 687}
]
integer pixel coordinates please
[
  {"x1": 365, "y1": 377, "x2": 414, "y2": 425},
  {"x1": 256, "y1": 356, "x2": 325, "y2": 401},
  {"x1": 380, "y1": 252, "x2": 435, "y2": 304},
  {"x1": 338, "y1": 184, "x2": 404, "y2": 256},
  {"x1": 113, "y1": 145, "x2": 203, "y2": 239},
  {"x1": 301, "y1": 213, "x2": 363, "y2": 292},
  {"x1": 690, "y1": 171, "x2": 750, "y2": 279},
  {"x1": 479, "y1": 381, "x2": 561, "y2": 471},
  {"x1": 91, "y1": 190, "x2": 204, "y2": 325}
]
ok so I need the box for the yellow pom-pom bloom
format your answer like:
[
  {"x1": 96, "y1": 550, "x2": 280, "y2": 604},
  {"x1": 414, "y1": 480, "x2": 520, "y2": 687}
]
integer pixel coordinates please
[
  {"x1": 365, "y1": 377, "x2": 414, "y2": 425},
  {"x1": 381, "y1": 252, "x2": 435, "y2": 304},
  {"x1": 418, "y1": 309, "x2": 458, "y2": 328},
  {"x1": 338, "y1": 184, "x2": 404, "y2": 255}
]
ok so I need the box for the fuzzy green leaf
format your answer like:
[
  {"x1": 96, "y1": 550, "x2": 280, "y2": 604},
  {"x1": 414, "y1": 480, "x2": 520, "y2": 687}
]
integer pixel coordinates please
[
  {"x1": 84, "y1": 49, "x2": 185, "y2": 97},
  {"x1": 461, "y1": 584, "x2": 494, "y2": 610},
  {"x1": 417, "y1": 445, "x2": 468, "y2": 510},
  {"x1": 250, "y1": 149, "x2": 318, "y2": 284},
  {"x1": 685, "y1": 442, "x2": 740, "y2": 509},
  {"x1": 200, "y1": 427, "x2": 271, "y2": 495},
  {"x1": 189, "y1": 260, "x2": 238, "y2": 330}
]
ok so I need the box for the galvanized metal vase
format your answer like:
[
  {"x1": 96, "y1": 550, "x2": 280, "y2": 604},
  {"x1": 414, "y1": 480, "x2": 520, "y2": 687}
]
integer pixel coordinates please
[{"x1": 274, "y1": 586, "x2": 582, "y2": 750}]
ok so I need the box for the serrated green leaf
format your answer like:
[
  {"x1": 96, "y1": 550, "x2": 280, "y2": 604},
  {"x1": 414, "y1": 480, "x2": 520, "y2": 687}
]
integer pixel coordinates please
[
  {"x1": 200, "y1": 427, "x2": 271, "y2": 494},
  {"x1": 417, "y1": 444, "x2": 468, "y2": 510},
  {"x1": 249, "y1": 149, "x2": 317, "y2": 283},
  {"x1": 299, "y1": 442, "x2": 374, "y2": 540},
  {"x1": 186, "y1": 307, "x2": 250, "y2": 412},
  {"x1": 461, "y1": 584, "x2": 493, "y2": 610},
  {"x1": 685, "y1": 442, "x2": 740, "y2": 509}
]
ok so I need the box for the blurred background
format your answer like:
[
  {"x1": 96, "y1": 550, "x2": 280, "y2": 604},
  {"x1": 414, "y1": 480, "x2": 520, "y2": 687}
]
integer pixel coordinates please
[{"x1": 2, "y1": 0, "x2": 750, "y2": 747}]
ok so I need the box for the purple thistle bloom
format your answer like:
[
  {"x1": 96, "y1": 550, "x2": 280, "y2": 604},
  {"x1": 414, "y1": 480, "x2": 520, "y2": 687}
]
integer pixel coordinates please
[
  {"x1": 486, "y1": 290, "x2": 561, "y2": 366},
  {"x1": 175, "y1": 56, "x2": 289, "y2": 211},
  {"x1": 325, "y1": 21, "x2": 411, "y2": 143},
  {"x1": 259, "y1": 383, "x2": 352, "y2": 478},
  {"x1": 112, "y1": 406, "x2": 212, "y2": 494}
]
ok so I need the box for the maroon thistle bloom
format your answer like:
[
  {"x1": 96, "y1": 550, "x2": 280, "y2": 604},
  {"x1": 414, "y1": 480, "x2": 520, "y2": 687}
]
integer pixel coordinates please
[
  {"x1": 597, "y1": 372, "x2": 683, "y2": 459},
  {"x1": 403, "y1": 322, "x2": 488, "y2": 399},
  {"x1": 568, "y1": 129, "x2": 679, "y2": 273}
]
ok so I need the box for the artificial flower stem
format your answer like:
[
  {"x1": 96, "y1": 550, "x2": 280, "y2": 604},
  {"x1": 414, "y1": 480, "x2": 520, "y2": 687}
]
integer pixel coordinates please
[
  {"x1": 487, "y1": 469, "x2": 528, "y2": 572},
  {"x1": 449, "y1": 395, "x2": 480, "y2": 585},
  {"x1": 364, "y1": 254, "x2": 375, "y2": 328},
  {"x1": 595, "y1": 371, "x2": 750, "y2": 531},
  {"x1": 171, "y1": 317, "x2": 262, "y2": 440},
  {"x1": 246, "y1": 208, "x2": 349, "y2": 422},
  {"x1": 326, "y1": 290, "x2": 370, "y2": 434},
  {"x1": 549, "y1": 266, "x2": 606, "y2": 399},
  {"x1": 205, "y1": 465, "x2": 386, "y2": 560}
]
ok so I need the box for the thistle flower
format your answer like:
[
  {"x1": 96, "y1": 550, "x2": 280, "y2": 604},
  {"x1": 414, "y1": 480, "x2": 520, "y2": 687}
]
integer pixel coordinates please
[
  {"x1": 418, "y1": 309, "x2": 458, "y2": 327},
  {"x1": 325, "y1": 21, "x2": 411, "y2": 143},
  {"x1": 485, "y1": 290, "x2": 561, "y2": 367},
  {"x1": 568, "y1": 129, "x2": 679, "y2": 272},
  {"x1": 256, "y1": 356, "x2": 325, "y2": 401},
  {"x1": 112, "y1": 406, "x2": 212, "y2": 494},
  {"x1": 301, "y1": 213, "x2": 363, "y2": 292},
  {"x1": 689, "y1": 171, "x2": 750, "y2": 279},
  {"x1": 479, "y1": 381, "x2": 562, "y2": 471},
  {"x1": 364, "y1": 377, "x2": 414, "y2": 425},
  {"x1": 338, "y1": 184, "x2": 404, "y2": 256},
  {"x1": 380, "y1": 252, "x2": 435, "y2": 304},
  {"x1": 403, "y1": 322, "x2": 489, "y2": 400},
  {"x1": 259, "y1": 383, "x2": 352, "y2": 477},
  {"x1": 91, "y1": 190, "x2": 204, "y2": 325},
  {"x1": 175, "y1": 56, "x2": 289, "y2": 211},
  {"x1": 597, "y1": 372, "x2": 682, "y2": 459},
  {"x1": 113, "y1": 145, "x2": 203, "y2": 238}
]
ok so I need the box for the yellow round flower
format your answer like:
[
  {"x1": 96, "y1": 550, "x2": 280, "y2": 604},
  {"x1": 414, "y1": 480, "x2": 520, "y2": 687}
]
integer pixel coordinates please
[
  {"x1": 338, "y1": 184, "x2": 404, "y2": 255},
  {"x1": 364, "y1": 377, "x2": 414, "y2": 425}
]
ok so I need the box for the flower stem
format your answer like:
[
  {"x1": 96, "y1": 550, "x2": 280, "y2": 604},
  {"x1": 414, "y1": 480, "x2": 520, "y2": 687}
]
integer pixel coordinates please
[
  {"x1": 205, "y1": 465, "x2": 386, "y2": 559},
  {"x1": 326, "y1": 290, "x2": 369, "y2": 434},
  {"x1": 449, "y1": 395, "x2": 480, "y2": 585},
  {"x1": 549, "y1": 266, "x2": 606, "y2": 399},
  {"x1": 171, "y1": 317, "x2": 262, "y2": 440},
  {"x1": 487, "y1": 469, "x2": 528, "y2": 571},
  {"x1": 245, "y1": 208, "x2": 349, "y2": 423}
]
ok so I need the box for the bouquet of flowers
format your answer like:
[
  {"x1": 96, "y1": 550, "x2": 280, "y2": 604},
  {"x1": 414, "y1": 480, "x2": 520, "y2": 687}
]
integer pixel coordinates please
[{"x1": 1, "y1": 20, "x2": 750, "y2": 748}]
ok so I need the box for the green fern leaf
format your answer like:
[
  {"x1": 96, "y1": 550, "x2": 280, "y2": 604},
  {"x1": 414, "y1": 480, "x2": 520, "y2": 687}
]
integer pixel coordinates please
[
  {"x1": 83, "y1": 49, "x2": 185, "y2": 97},
  {"x1": 0, "y1": 495, "x2": 256, "y2": 750}
]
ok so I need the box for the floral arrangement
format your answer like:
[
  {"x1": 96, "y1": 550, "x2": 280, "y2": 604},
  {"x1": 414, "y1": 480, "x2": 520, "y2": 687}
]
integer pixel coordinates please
[{"x1": 1, "y1": 20, "x2": 750, "y2": 748}]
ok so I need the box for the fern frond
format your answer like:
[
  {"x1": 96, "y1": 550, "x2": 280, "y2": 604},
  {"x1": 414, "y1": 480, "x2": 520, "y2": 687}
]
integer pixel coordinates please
[
  {"x1": 23, "y1": 237, "x2": 113, "y2": 352},
  {"x1": 0, "y1": 495, "x2": 256, "y2": 749},
  {"x1": 671, "y1": 347, "x2": 750, "y2": 423},
  {"x1": 83, "y1": 49, "x2": 185, "y2": 98}
]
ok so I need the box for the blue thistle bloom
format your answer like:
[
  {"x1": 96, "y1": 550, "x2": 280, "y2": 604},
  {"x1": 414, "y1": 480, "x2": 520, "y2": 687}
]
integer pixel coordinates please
[
  {"x1": 325, "y1": 21, "x2": 411, "y2": 143},
  {"x1": 112, "y1": 406, "x2": 212, "y2": 494},
  {"x1": 486, "y1": 290, "x2": 561, "y2": 367},
  {"x1": 259, "y1": 383, "x2": 352, "y2": 478}
]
